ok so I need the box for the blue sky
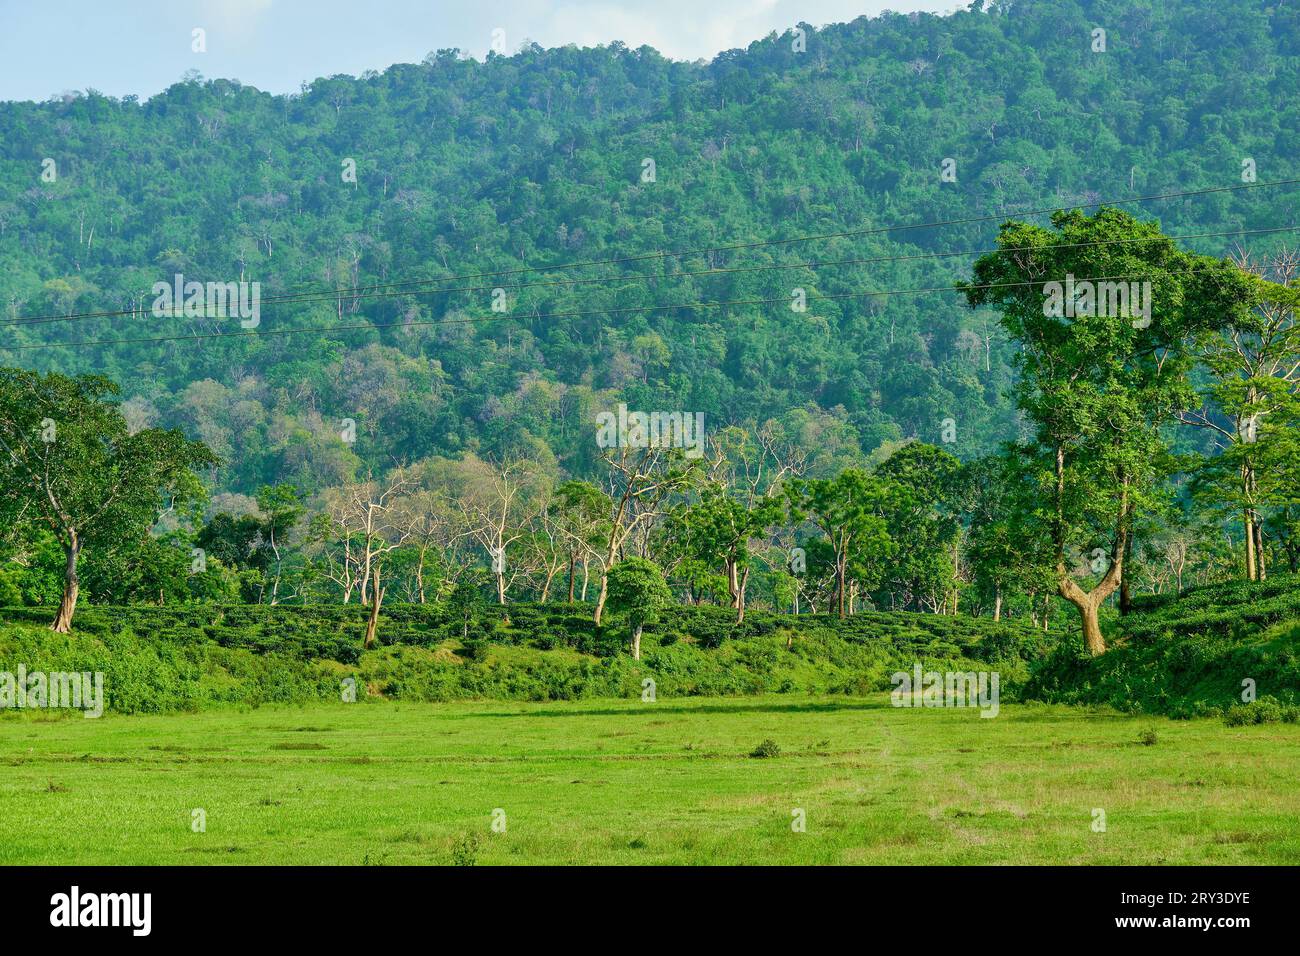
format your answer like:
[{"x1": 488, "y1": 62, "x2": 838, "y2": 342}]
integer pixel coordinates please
[{"x1": 0, "y1": 0, "x2": 962, "y2": 103}]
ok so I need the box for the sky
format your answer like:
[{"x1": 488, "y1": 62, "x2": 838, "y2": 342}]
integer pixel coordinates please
[{"x1": 0, "y1": 0, "x2": 964, "y2": 103}]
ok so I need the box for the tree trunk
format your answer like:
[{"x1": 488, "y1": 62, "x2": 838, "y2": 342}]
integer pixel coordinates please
[
  {"x1": 1255, "y1": 518, "x2": 1267, "y2": 580},
  {"x1": 416, "y1": 547, "x2": 427, "y2": 604},
  {"x1": 567, "y1": 552, "x2": 575, "y2": 602},
  {"x1": 1053, "y1": 445, "x2": 1125, "y2": 652},
  {"x1": 364, "y1": 565, "x2": 383, "y2": 649},
  {"x1": 594, "y1": 573, "x2": 608, "y2": 625},
  {"x1": 1244, "y1": 509, "x2": 1258, "y2": 581},
  {"x1": 1119, "y1": 527, "x2": 1134, "y2": 615},
  {"x1": 951, "y1": 539, "x2": 961, "y2": 615},
  {"x1": 993, "y1": 589, "x2": 1002, "y2": 622},
  {"x1": 50, "y1": 534, "x2": 81, "y2": 634},
  {"x1": 735, "y1": 564, "x2": 750, "y2": 625},
  {"x1": 1058, "y1": 557, "x2": 1121, "y2": 656},
  {"x1": 836, "y1": 554, "x2": 847, "y2": 619},
  {"x1": 1073, "y1": 597, "x2": 1107, "y2": 655},
  {"x1": 631, "y1": 623, "x2": 642, "y2": 660},
  {"x1": 269, "y1": 530, "x2": 282, "y2": 606}
]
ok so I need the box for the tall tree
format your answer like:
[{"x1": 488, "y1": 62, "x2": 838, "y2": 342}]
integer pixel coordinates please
[
  {"x1": 875, "y1": 441, "x2": 962, "y2": 613},
  {"x1": 255, "y1": 483, "x2": 304, "y2": 605},
  {"x1": 0, "y1": 370, "x2": 215, "y2": 632},
  {"x1": 962, "y1": 209, "x2": 1253, "y2": 653},
  {"x1": 1184, "y1": 249, "x2": 1300, "y2": 580},
  {"x1": 593, "y1": 447, "x2": 701, "y2": 625}
]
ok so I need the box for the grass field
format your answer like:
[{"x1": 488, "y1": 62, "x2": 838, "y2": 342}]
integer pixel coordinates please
[{"x1": 2, "y1": 695, "x2": 1298, "y2": 865}]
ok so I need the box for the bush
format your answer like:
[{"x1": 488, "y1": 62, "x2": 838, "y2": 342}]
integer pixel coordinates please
[
  {"x1": 749, "y1": 739, "x2": 781, "y2": 758},
  {"x1": 0, "y1": 598, "x2": 1059, "y2": 713}
]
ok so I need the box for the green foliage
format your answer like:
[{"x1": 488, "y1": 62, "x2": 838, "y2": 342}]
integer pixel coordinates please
[
  {"x1": 1023, "y1": 574, "x2": 1300, "y2": 716},
  {"x1": 604, "y1": 557, "x2": 672, "y2": 629},
  {"x1": 6, "y1": 1, "x2": 1294, "y2": 497},
  {"x1": 0, "y1": 368, "x2": 217, "y2": 628},
  {"x1": 1223, "y1": 696, "x2": 1300, "y2": 726},
  {"x1": 0, "y1": 599, "x2": 1051, "y2": 712},
  {"x1": 788, "y1": 468, "x2": 896, "y2": 615}
]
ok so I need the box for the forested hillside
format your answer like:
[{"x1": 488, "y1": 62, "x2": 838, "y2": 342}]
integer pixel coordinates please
[{"x1": 2, "y1": 0, "x2": 1297, "y2": 495}]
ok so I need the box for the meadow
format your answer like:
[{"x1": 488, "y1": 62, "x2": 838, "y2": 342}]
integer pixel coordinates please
[{"x1": 2, "y1": 695, "x2": 1298, "y2": 866}]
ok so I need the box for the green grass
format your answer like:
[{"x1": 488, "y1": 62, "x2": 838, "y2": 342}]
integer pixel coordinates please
[{"x1": 2, "y1": 695, "x2": 1298, "y2": 865}]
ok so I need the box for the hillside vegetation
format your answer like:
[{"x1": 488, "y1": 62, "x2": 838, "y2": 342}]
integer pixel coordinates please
[
  {"x1": 1025, "y1": 575, "x2": 1300, "y2": 718},
  {"x1": 0, "y1": 602, "x2": 1050, "y2": 712},
  {"x1": 5, "y1": 578, "x2": 1300, "y2": 718},
  {"x1": 2, "y1": 0, "x2": 1297, "y2": 493}
]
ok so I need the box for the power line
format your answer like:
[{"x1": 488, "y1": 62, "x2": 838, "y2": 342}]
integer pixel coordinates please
[
  {"x1": 3, "y1": 266, "x2": 1244, "y2": 353},
  {"x1": 6, "y1": 177, "x2": 1296, "y2": 327}
]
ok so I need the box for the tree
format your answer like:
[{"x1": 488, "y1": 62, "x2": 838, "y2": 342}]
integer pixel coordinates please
[
  {"x1": 447, "y1": 573, "x2": 488, "y2": 641},
  {"x1": 963, "y1": 450, "x2": 1058, "y2": 622},
  {"x1": 787, "y1": 469, "x2": 895, "y2": 618},
  {"x1": 318, "y1": 472, "x2": 414, "y2": 603},
  {"x1": 546, "y1": 480, "x2": 610, "y2": 603},
  {"x1": 389, "y1": 487, "x2": 462, "y2": 604},
  {"x1": 0, "y1": 370, "x2": 215, "y2": 632},
  {"x1": 1184, "y1": 249, "x2": 1300, "y2": 580},
  {"x1": 875, "y1": 442, "x2": 962, "y2": 613},
  {"x1": 603, "y1": 556, "x2": 672, "y2": 660},
  {"x1": 593, "y1": 447, "x2": 702, "y2": 625},
  {"x1": 255, "y1": 483, "x2": 304, "y2": 604},
  {"x1": 962, "y1": 209, "x2": 1253, "y2": 653},
  {"x1": 686, "y1": 426, "x2": 802, "y2": 623},
  {"x1": 669, "y1": 487, "x2": 783, "y2": 623},
  {"x1": 436, "y1": 455, "x2": 551, "y2": 605}
]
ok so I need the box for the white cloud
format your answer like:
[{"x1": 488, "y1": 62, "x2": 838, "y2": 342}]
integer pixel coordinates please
[{"x1": 482, "y1": 1, "x2": 963, "y2": 61}]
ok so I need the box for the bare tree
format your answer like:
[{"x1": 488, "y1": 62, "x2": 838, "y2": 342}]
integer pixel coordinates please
[
  {"x1": 438, "y1": 455, "x2": 551, "y2": 605},
  {"x1": 319, "y1": 472, "x2": 414, "y2": 604},
  {"x1": 593, "y1": 447, "x2": 702, "y2": 625}
]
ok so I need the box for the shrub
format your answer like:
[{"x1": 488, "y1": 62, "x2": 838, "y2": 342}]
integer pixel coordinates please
[
  {"x1": 459, "y1": 639, "x2": 489, "y2": 663},
  {"x1": 749, "y1": 739, "x2": 781, "y2": 758},
  {"x1": 450, "y1": 832, "x2": 481, "y2": 866}
]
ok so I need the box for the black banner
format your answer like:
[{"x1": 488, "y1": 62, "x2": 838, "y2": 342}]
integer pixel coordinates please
[{"x1": 0, "y1": 865, "x2": 1284, "y2": 941}]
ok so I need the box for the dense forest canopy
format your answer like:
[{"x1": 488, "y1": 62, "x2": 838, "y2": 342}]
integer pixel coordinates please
[{"x1": 1, "y1": 0, "x2": 1296, "y2": 496}]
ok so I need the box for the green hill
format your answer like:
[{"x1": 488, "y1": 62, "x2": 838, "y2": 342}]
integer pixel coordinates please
[{"x1": 2, "y1": 0, "x2": 1297, "y2": 492}]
